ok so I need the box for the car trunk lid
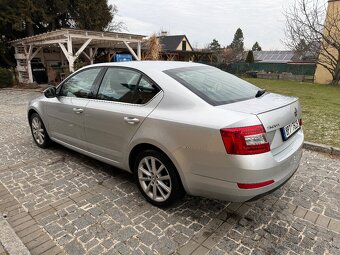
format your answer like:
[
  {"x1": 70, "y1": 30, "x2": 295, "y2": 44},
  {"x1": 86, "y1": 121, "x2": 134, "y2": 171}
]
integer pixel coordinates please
[{"x1": 217, "y1": 93, "x2": 302, "y2": 151}]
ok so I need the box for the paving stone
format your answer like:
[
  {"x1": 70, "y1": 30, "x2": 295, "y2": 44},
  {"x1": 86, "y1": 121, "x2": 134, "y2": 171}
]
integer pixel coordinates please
[
  {"x1": 113, "y1": 242, "x2": 132, "y2": 255},
  {"x1": 13, "y1": 219, "x2": 36, "y2": 232},
  {"x1": 202, "y1": 234, "x2": 222, "y2": 249},
  {"x1": 30, "y1": 240, "x2": 56, "y2": 255},
  {"x1": 178, "y1": 240, "x2": 200, "y2": 255},
  {"x1": 0, "y1": 244, "x2": 5, "y2": 254},
  {"x1": 316, "y1": 214, "x2": 331, "y2": 228},
  {"x1": 21, "y1": 229, "x2": 46, "y2": 244},
  {"x1": 40, "y1": 245, "x2": 62, "y2": 255},
  {"x1": 29, "y1": 205, "x2": 53, "y2": 217},
  {"x1": 294, "y1": 206, "x2": 308, "y2": 218},
  {"x1": 10, "y1": 215, "x2": 32, "y2": 227},
  {"x1": 88, "y1": 244, "x2": 104, "y2": 255},
  {"x1": 192, "y1": 245, "x2": 209, "y2": 255},
  {"x1": 84, "y1": 238, "x2": 99, "y2": 251},
  {"x1": 138, "y1": 231, "x2": 157, "y2": 246},
  {"x1": 26, "y1": 234, "x2": 51, "y2": 250},
  {"x1": 152, "y1": 236, "x2": 178, "y2": 254},
  {"x1": 328, "y1": 219, "x2": 340, "y2": 233},
  {"x1": 304, "y1": 210, "x2": 318, "y2": 223},
  {"x1": 64, "y1": 240, "x2": 86, "y2": 255},
  {"x1": 16, "y1": 225, "x2": 41, "y2": 239}
]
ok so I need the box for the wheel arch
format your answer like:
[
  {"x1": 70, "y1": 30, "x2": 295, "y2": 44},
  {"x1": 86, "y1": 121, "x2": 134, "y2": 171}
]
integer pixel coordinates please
[
  {"x1": 28, "y1": 107, "x2": 50, "y2": 135},
  {"x1": 28, "y1": 108, "x2": 38, "y2": 120},
  {"x1": 128, "y1": 142, "x2": 188, "y2": 193}
]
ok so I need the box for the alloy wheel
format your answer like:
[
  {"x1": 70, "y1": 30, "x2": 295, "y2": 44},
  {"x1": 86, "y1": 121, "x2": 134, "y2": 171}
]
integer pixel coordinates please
[
  {"x1": 138, "y1": 156, "x2": 172, "y2": 202},
  {"x1": 31, "y1": 117, "x2": 45, "y2": 145}
]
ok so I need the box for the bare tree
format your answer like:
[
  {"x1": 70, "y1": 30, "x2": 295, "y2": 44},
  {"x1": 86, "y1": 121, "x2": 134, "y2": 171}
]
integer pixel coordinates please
[
  {"x1": 284, "y1": 0, "x2": 340, "y2": 84},
  {"x1": 142, "y1": 34, "x2": 162, "y2": 60},
  {"x1": 216, "y1": 48, "x2": 242, "y2": 64},
  {"x1": 105, "y1": 5, "x2": 126, "y2": 32}
]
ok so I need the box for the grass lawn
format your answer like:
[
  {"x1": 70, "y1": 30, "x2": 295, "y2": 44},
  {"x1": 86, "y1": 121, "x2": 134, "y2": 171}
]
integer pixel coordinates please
[{"x1": 244, "y1": 78, "x2": 340, "y2": 148}]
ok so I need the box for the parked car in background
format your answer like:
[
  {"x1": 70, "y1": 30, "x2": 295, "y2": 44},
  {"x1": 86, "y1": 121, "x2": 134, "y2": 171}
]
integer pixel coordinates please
[{"x1": 27, "y1": 61, "x2": 304, "y2": 206}]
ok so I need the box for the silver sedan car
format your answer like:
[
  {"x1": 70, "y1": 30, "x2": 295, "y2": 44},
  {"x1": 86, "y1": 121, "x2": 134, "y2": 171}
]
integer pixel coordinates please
[{"x1": 28, "y1": 61, "x2": 303, "y2": 206}]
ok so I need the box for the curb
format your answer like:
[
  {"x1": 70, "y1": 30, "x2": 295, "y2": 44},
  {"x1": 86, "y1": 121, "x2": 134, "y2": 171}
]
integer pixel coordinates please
[
  {"x1": 303, "y1": 141, "x2": 340, "y2": 157},
  {"x1": 0, "y1": 216, "x2": 31, "y2": 255}
]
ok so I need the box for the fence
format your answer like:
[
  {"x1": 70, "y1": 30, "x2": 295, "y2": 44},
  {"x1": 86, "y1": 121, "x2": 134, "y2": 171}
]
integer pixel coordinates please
[{"x1": 228, "y1": 62, "x2": 316, "y2": 76}]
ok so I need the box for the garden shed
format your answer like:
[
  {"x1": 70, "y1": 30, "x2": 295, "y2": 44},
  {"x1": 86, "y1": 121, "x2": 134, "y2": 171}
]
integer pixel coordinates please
[{"x1": 11, "y1": 28, "x2": 145, "y2": 84}]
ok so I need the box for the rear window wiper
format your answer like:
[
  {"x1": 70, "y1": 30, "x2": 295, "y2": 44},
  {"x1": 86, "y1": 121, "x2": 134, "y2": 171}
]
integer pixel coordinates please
[{"x1": 255, "y1": 89, "x2": 266, "y2": 98}]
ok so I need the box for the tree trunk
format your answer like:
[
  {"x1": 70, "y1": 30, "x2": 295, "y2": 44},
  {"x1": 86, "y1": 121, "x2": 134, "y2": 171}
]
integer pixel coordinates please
[
  {"x1": 331, "y1": 54, "x2": 340, "y2": 85},
  {"x1": 51, "y1": 20, "x2": 56, "y2": 31},
  {"x1": 26, "y1": 22, "x2": 34, "y2": 36},
  {"x1": 331, "y1": 72, "x2": 340, "y2": 85}
]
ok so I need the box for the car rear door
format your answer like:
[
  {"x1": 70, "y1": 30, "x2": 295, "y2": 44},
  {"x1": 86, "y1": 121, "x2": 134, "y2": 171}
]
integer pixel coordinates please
[
  {"x1": 45, "y1": 67, "x2": 103, "y2": 150},
  {"x1": 84, "y1": 67, "x2": 163, "y2": 164}
]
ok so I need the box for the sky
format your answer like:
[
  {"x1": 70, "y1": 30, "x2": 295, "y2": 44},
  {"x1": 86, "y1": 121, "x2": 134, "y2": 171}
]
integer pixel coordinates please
[{"x1": 109, "y1": 0, "x2": 324, "y2": 50}]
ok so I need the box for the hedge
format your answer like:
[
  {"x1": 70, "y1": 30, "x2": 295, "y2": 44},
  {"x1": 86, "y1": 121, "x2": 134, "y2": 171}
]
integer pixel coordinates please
[{"x1": 0, "y1": 68, "x2": 13, "y2": 88}]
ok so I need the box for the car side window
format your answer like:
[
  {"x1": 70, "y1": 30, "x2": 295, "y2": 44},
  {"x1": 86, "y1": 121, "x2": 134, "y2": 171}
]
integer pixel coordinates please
[
  {"x1": 135, "y1": 76, "x2": 160, "y2": 104},
  {"x1": 59, "y1": 68, "x2": 101, "y2": 98},
  {"x1": 97, "y1": 68, "x2": 141, "y2": 103}
]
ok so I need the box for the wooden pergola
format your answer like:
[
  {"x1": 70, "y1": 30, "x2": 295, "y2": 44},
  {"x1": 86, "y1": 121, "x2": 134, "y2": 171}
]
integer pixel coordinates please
[
  {"x1": 11, "y1": 28, "x2": 145, "y2": 84},
  {"x1": 161, "y1": 50, "x2": 214, "y2": 62}
]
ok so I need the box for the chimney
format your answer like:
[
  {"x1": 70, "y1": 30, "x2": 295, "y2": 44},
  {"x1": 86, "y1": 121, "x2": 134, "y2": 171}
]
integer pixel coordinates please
[{"x1": 160, "y1": 31, "x2": 168, "y2": 36}]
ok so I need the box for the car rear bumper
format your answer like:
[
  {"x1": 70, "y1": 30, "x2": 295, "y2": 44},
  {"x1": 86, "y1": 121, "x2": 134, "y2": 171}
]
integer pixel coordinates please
[{"x1": 183, "y1": 130, "x2": 304, "y2": 202}]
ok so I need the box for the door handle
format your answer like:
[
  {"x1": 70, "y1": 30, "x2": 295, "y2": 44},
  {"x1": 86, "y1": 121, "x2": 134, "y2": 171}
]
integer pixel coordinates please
[
  {"x1": 73, "y1": 108, "x2": 84, "y2": 114},
  {"x1": 124, "y1": 117, "x2": 140, "y2": 124}
]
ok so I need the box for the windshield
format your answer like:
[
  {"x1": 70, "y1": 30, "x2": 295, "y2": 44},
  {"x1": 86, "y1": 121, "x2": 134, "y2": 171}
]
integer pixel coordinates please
[{"x1": 164, "y1": 66, "x2": 260, "y2": 106}]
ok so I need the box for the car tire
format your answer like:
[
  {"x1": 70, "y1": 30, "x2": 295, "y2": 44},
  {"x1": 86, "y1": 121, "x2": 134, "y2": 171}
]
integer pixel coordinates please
[
  {"x1": 29, "y1": 113, "x2": 51, "y2": 148},
  {"x1": 134, "y1": 149, "x2": 185, "y2": 207}
]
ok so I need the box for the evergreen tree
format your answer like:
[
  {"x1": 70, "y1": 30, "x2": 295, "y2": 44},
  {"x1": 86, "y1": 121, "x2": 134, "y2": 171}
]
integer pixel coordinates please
[
  {"x1": 71, "y1": 0, "x2": 114, "y2": 31},
  {"x1": 245, "y1": 50, "x2": 255, "y2": 63},
  {"x1": 252, "y1": 41, "x2": 262, "y2": 51},
  {"x1": 208, "y1": 39, "x2": 221, "y2": 51},
  {"x1": 0, "y1": 0, "x2": 121, "y2": 67},
  {"x1": 227, "y1": 28, "x2": 244, "y2": 53},
  {"x1": 0, "y1": 0, "x2": 117, "y2": 37}
]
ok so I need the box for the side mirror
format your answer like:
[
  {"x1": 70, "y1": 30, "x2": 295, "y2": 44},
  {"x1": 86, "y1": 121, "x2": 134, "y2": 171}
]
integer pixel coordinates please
[{"x1": 44, "y1": 86, "x2": 56, "y2": 98}]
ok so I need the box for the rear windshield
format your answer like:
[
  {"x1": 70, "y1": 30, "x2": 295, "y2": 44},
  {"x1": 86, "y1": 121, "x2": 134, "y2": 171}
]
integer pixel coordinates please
[{"x1": 164, "y1": 66, "x2": 260, "y2": 106}]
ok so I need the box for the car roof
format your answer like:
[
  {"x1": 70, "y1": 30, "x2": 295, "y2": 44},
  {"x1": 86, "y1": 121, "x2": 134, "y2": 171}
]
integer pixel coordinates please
[{"x1": 83, "y1": 61, "x2": 206, "y2": 72}]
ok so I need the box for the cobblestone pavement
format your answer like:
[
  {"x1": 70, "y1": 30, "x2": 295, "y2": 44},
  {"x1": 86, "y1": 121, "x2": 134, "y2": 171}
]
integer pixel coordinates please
[
  {"x1": 0, "y1": 89, "x2": 339, "y2": 255},
  {"x1": 0, "y1": 242, "x2": 8, "y2": 255}
]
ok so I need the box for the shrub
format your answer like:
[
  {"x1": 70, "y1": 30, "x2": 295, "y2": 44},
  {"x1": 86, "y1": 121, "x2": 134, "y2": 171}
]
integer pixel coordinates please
[{"x1": 0, "y1": 68, "x2": 13, "y2": 88}]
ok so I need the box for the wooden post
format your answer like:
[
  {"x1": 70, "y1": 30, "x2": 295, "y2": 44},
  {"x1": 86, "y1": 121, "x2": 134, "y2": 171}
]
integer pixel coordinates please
[
  {"x1": 24, "y1": 45, "x2": 34, "y2": 83},
  {"x1": 74, "y1": 38, "x2": 92, "y2": 60},
  {"x1": 89, "y1": 48, "x2": 93, "y2": 64},
  {"x1": 123, "y1": 41, "x2": 139, "y2": 60},
  {"x1": 67, "y1": 36, "x2": 75, "y2": 73},
  {"x1": 137, "y1": 42, "x2": 141, "y2": 60}
]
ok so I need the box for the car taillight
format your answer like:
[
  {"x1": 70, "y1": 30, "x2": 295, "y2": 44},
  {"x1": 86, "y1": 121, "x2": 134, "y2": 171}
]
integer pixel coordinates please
[
  {"x1": 220, "y1": 125, "x2": 270, "y2": 155},
  {"x1": 237, "y1": 180, "x2": 274, "y2": 189},
  {"x1": 299, "y1": 118, "x2": 303, "y2": 126}
]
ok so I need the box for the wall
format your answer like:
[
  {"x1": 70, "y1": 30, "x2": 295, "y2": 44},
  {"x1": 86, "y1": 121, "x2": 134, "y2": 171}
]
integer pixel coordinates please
[
  {"x1": 176, "y1": 38, "x2": 193, "y2": 51},
  {"x1": 314, "y1": 0, "x2": 340, "y2": 84}
]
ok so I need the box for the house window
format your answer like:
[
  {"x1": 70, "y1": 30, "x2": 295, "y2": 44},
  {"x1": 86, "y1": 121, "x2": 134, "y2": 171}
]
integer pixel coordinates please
[{"x1": 182, "y1": 41, "x2": 187, "y2": 51}]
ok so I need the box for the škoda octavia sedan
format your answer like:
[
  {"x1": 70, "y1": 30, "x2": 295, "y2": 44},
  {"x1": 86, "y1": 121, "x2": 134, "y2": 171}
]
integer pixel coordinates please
[{"x1": 28, "y1": 61, "x2": 303, "y2": 206}]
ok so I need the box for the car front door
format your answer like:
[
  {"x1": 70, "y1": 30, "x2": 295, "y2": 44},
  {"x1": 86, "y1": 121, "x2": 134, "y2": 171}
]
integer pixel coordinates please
[
  {"x1": 84, "y1": 67, "x2": 163, "y2": 164},
  {"x1": 45, "y1": 67, "x2": 103, "y2": 150}
]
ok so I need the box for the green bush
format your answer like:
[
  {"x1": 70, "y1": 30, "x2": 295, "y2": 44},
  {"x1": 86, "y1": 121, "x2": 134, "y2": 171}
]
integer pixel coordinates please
[{"x1": 0, "y1": 68, "x2": 13, "y2": 88}]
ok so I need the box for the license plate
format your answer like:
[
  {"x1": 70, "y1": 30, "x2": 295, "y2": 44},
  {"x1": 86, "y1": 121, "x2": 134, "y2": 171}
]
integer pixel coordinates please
[{"x1": 281, "y1": 119, "x2": 300, "y2": 141}]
